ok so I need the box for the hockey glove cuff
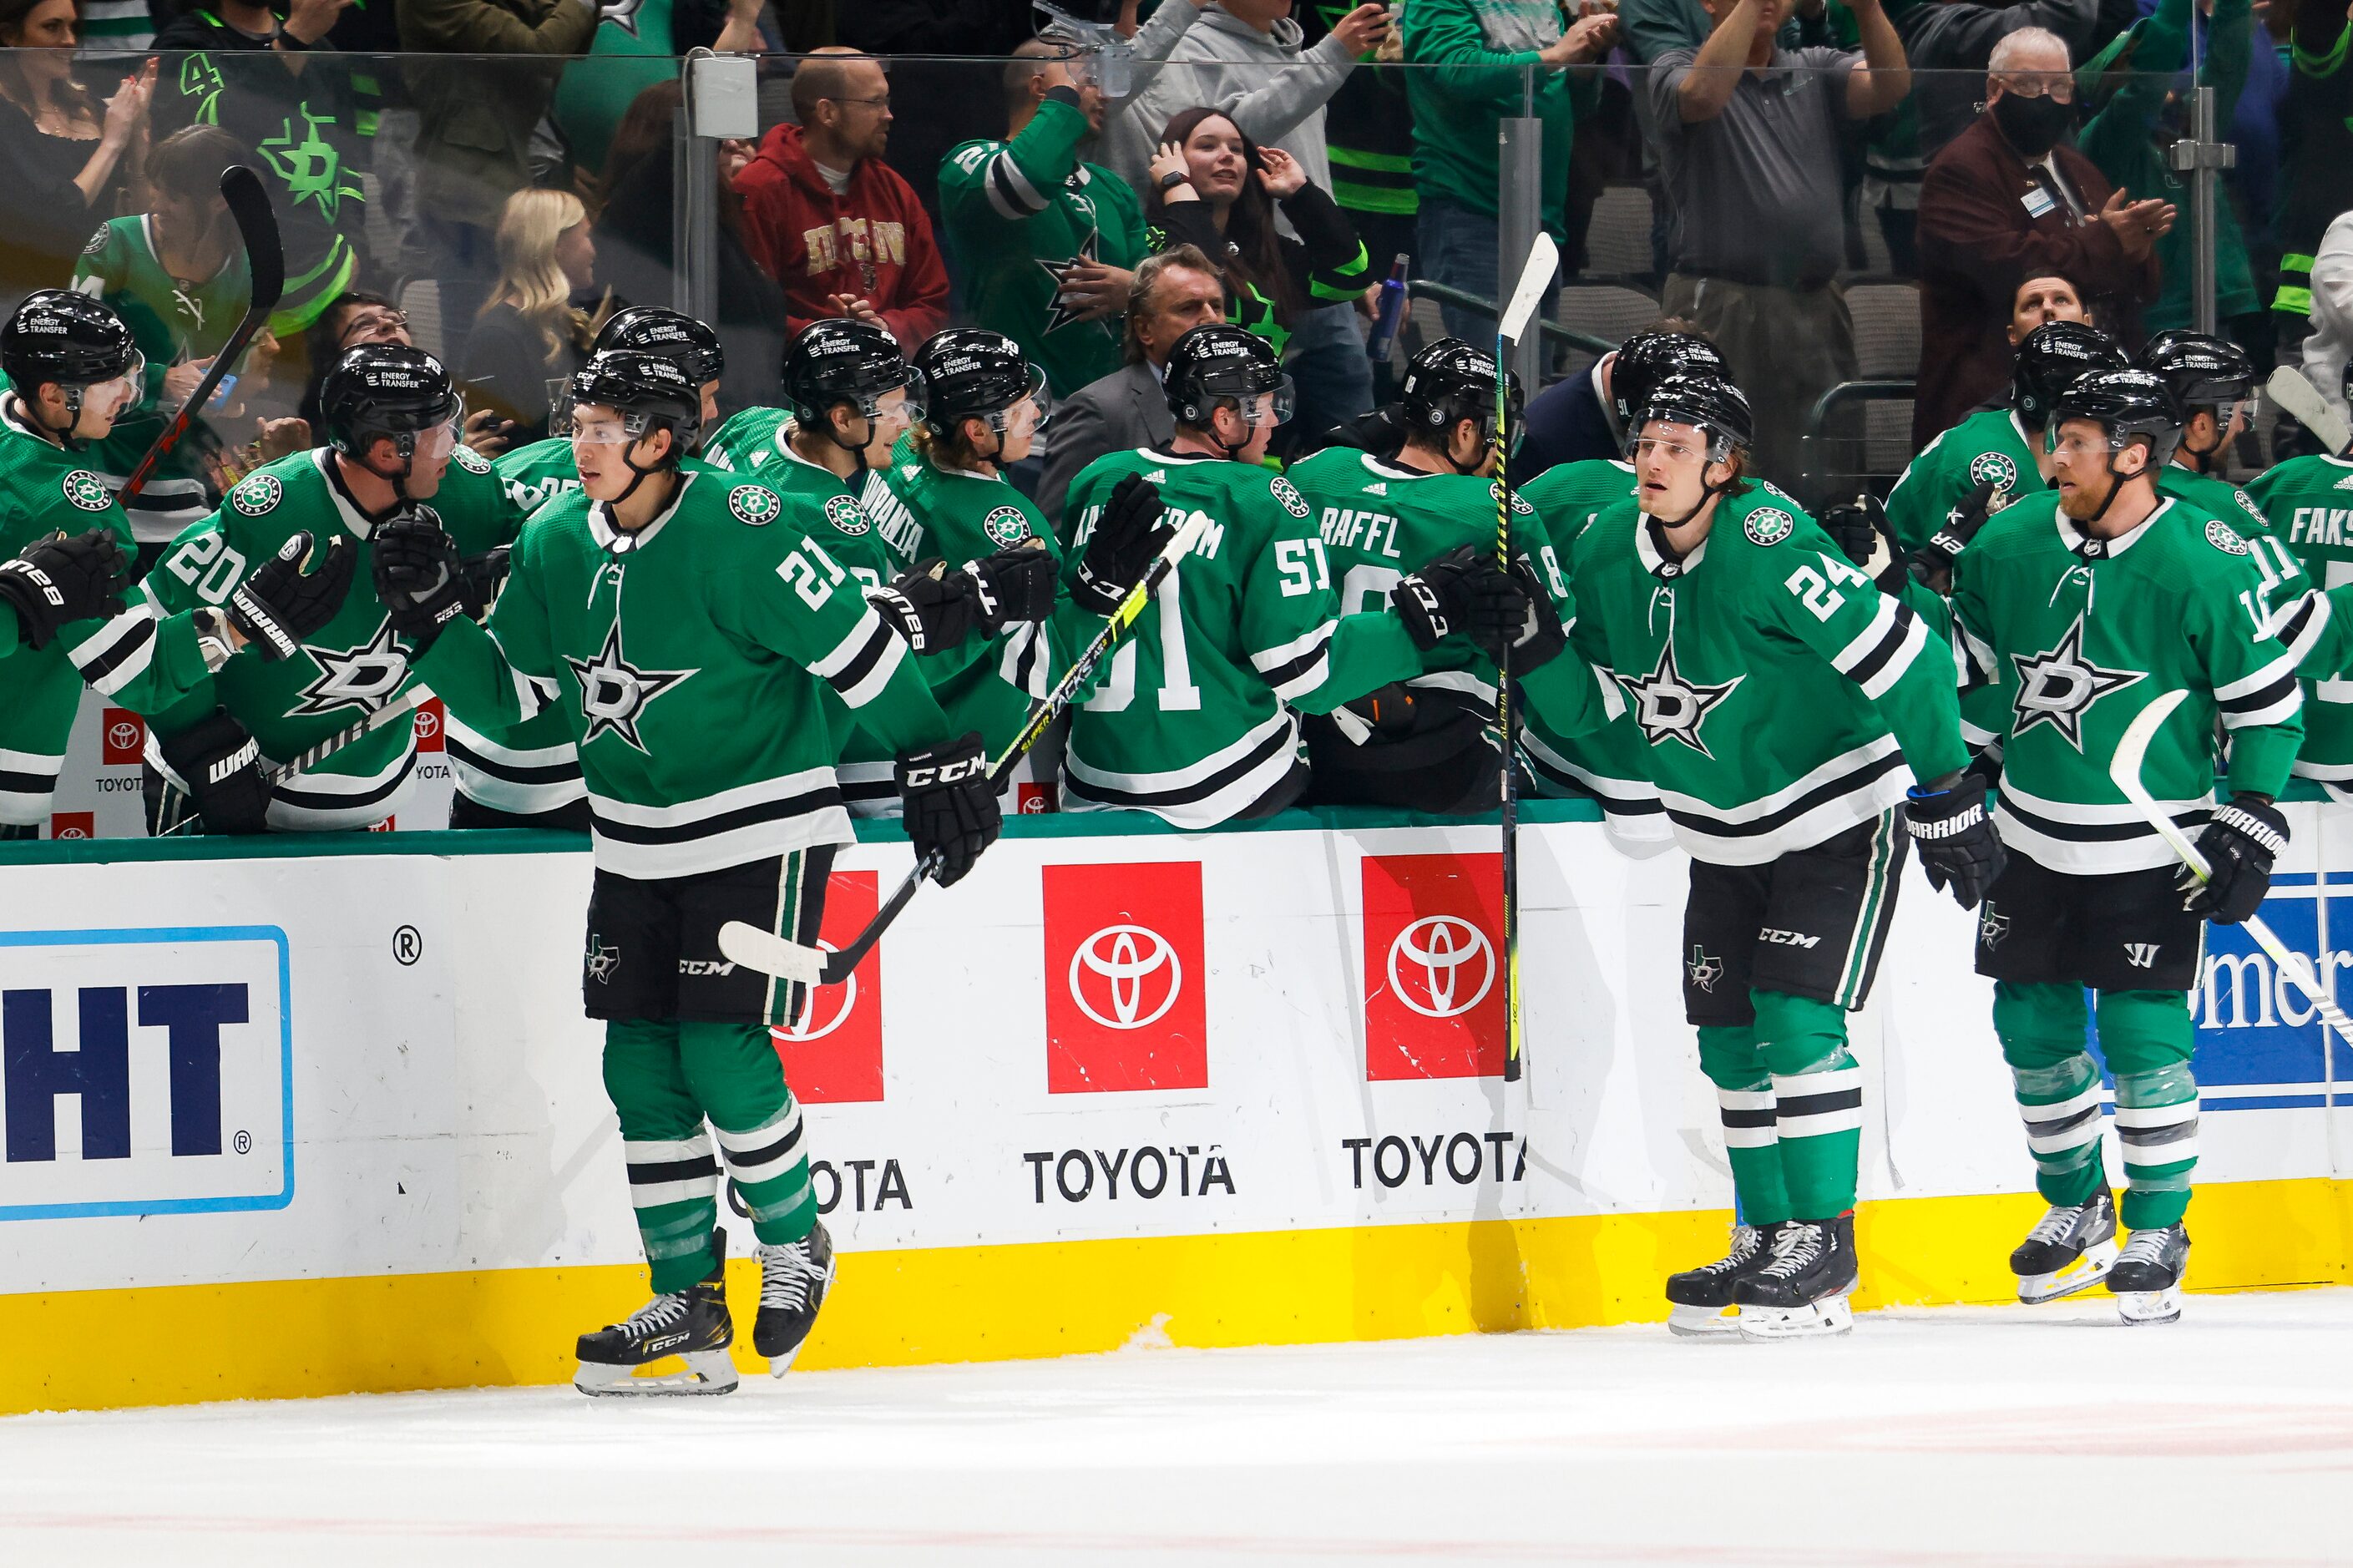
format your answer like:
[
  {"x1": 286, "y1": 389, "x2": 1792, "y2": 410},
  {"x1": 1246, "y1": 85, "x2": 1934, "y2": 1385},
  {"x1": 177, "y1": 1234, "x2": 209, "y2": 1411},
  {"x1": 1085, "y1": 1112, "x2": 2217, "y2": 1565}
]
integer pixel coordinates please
[
  {"x1": 1393, "y1": 546, "x2": 1524, "y2": 655},
  {"x1": 870, "y1": 563, "x2": 981, "y2": 656},
  {"x1": 458, "y1": 544, "x2": 512, "y2": 623},
  {"x1": 159, "y1": 707, "x2": 271, "y2": 835},
  {"x1": 228, "y1": 531, "x2": 357, "y2": 660},
  {"x1": 1501, "y1": 555, "x2": 1568, "y2": 670},
  {"x1": 1915, "y1": 478, "x2": 2002, "y2": 586},
  {"x1": 1073, "y1": 473, "x2": 1171, "y2": 616},
  {"x1": 1905, "y1": 775, "x2": 2006, "y2": 910},
  {"x1": 2181, "y1": 796, "x2": 2288, "y2": 923},
  {"x1": 963, "y1": 539, "x2": 1058, "y2": 632},
  {"x1": 372, "y1": 509, "x2": 468, "y2": 652},
  {"x1": 898, "y1": 731, "x2": 1000, "y2": 888},
  {"x1": 0, "y1": 529, "x2": 130, "y2": 650}
]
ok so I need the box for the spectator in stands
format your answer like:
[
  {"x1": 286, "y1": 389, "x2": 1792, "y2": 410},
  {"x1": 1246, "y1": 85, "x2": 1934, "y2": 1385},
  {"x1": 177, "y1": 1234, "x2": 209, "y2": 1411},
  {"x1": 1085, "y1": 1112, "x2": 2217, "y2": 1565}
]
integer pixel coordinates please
[
  {"x1": 0, "y1": 3, "x2": 152, "y2": 306},
  {"x1": 2271, "y1": 0, "x2": 2353, "y2": 354},
  {"x1": 1298, "y1": 0, "x2": 1419, "y2": 310},
  {"x1": 736, "y1": 48, "x2": 951, "y2": 352},
  {"x1": 938, "y1": 39, "x2": 1148, "y2": 401},
  {"x1": 462, "y1": 189, "x2": 605, "y2": 444},
  {"x1": 1101, "y1": 0, "x2": 1394, "y2": 438},
  {"x1": 2010, "y1": 271, "x2": 2093, "y2": 343},
  {"x1": 1404, "y1": 0, "x2": 1620, "y2": 344},
  {"x1": 395, "y1": 0, "x2": 598, "y2": 358},
  {"x1": 282, "y1": 288, "x2": 515, "y2": 454},
  {"x1": 1653, "y1": 0, "x2": 1909, "y2": 484},
  {"x1": 835, "y1": 0, "x2": 1034, "y2": 243},
  {"x1": 1915, "y1": 27, "x2": 2167, "y2": 446},
  {"x1": 548, "y1": 0, "x2": 763, "y2": 180},
  {"x1": 1039, "y1": 243, "x2": 1227, "y2": 529}
]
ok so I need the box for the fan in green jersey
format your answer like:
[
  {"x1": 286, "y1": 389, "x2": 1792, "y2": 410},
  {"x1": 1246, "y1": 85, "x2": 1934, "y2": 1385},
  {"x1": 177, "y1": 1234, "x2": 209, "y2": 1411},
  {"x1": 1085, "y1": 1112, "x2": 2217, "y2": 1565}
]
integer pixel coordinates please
[
  {"x1": 1060, "y1": 322, "x2": 1524, "y2": 827},
  {"x1": 1288, "y1": 336, "x2": 1527, "y2": 814},
  {"x1": 1514, "y1": 372, "x2": 1993, "y2": 1341},
  {"x1": 1949, "y1": 368, "x2": 2305, "y2": 1326},
  {"x1": 377, "y1": 348, "x2": 996, "y2": 1396}
]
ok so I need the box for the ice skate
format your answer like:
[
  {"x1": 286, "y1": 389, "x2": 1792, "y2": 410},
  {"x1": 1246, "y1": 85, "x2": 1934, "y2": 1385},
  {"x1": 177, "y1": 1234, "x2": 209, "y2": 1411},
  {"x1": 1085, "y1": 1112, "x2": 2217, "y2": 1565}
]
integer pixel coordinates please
[
  {"x1": 756, "y1": 1218, "x2": 837, "y2": 1376},
  {"x1": 2108, "y1": 1223, "x2": 2190, "y2": 1326},
  {"x1": 1664, "y1": 1222, "x2": 1776, "y2": 1338},
  {"x1": 1734, "y1": 1214, "x2": 1858, "y2": 1340},
  {"x1": 2010, "y1": 1189, "x2": 2120, "y2": 1303},
  {"x1": 574, "y1": 1266, "x2": 737, "y2": 1397}
]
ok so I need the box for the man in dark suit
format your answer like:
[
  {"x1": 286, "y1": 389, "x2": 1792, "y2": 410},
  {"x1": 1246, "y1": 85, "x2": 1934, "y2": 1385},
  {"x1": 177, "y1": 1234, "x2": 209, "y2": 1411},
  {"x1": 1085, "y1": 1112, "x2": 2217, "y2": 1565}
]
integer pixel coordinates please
[
  {"x1": 1039, "y1": 246, "x2": 1227, "y2": 531},
  {"x1": 1915, "y1": 26, "x2": 2171, "y2": 446}
]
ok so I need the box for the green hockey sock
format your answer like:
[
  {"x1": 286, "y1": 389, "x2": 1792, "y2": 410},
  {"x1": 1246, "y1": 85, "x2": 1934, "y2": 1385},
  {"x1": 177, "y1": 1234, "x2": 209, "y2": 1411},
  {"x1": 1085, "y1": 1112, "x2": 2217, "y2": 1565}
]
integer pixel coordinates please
[
  {"x1": 1993, "y1": 982, "x2": 2108, "y2": 1211},
  {"x1": 1753, "y1": 989, "x2": 1861, "y2": 1219},
  {"x1": 2097, "y1": 989, "x2": 2199, "y2": 1231},
  {"x1": 1697, "y1": 1023, "x2": 1792, "y2": 1226},
  {"x1": 680, "y1": 1019, "x2": 817, "y2": 1247},
  {"x1": 602, "y1": 1018, "x2": 725, "y2": 1295}
]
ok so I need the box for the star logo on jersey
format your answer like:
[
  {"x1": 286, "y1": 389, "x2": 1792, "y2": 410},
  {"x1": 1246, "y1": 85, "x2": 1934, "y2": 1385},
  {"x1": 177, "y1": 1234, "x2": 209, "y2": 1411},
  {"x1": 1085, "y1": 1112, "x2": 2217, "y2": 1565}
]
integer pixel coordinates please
[
  {"x1": 1270, "y1": 477, "x2": 1309, "y2": 518},
  {"x1": 61, "y1": 469, "x2": 110, "y2": 512},
  {"x1": 1036, "y1": 228, "x2": 1103, "y2": 336},
  {"x1": 2008, "y1": 613, "x2": 2147, "y2": 751},
  {"x1": 1687, "y1": 946, "x2": 1723, "y2": 994},
  {"x1": 1743, "y1": 507, "x2": 1795, "y2": 547},
  {"x1": 453, "y1": 445, "x2": 491, "y2": 475},
  {"x1": 981, "y1": 504, "x2": 1030, "y2": 548},
  {"x1": 230, "y1": 473, "x2": 281, "y2": 516},
  {"x1": 564, "y1": 622, "x2": 695, "y2": 754},
  {"x1": 1969, "y1": 452, "x2": 2020, "y2": 491},
  {"x1": 2204, "y1": 518, "x2": 2252, "y2": 556},
  {"x1": 1615, "y1": 638, "x2": 1743, "y2": 759},
  {"x1": 257, "y1": 105, "x2": 351, "y2": 223},
  {"x1": 595, "y1": 0, "x2": 643, "y2": 36},
  {"x1": 824, "y1": 493, "x2": 871, "y2": 536},
  {"x1": 291, "y1": 621, "x2": 412, "y2": 716},
  {"x1": 729, "y1": 484, "x2": 781, "y2": 528}
]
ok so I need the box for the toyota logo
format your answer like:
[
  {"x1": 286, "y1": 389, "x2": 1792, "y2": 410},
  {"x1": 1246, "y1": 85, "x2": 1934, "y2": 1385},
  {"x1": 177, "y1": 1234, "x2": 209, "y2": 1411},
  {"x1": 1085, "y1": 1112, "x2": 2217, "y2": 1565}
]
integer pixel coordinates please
[
  {"x1": 1388, "y1": 915, "x2": 1495, "y2": 1019},
  {"x1": 779, "y1": 942, "x2": 857, "y2": 1040},
  {"x1": 1069, "y1": 923, "x2": 1182, "y2": 1030},
  {"x1": 107, "y1": 720, "x2": 139, "y2": 752},
  {"x1": 413, "y1": 707, "x2": 440, "y2": 741}
]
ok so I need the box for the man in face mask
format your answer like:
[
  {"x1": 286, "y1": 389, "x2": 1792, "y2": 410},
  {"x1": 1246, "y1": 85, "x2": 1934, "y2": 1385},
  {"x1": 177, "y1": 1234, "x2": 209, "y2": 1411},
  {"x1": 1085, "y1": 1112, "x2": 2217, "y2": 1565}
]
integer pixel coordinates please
[{"x1": 1915, "y1": 26, "x2": 2170, "y2": 451}]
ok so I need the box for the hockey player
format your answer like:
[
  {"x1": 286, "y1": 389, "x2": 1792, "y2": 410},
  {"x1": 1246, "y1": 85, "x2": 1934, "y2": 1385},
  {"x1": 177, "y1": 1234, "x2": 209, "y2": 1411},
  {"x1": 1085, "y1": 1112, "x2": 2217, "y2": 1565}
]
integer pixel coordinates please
[
  {"x1": 0, "y1": 290, "x2": 354, "y2": 838},
  {"x1": 1059, "y1": 322, "x2": 1526, "y2": 825},
  {"x1": 2248, "y1": 356, "x2": 2353, "y2": 801},
  {"x1": 374, "y1": 350, "x2": 999, "y2": 1394},
  {"x1": 1510, "y1": 373, "x2": 2001, "y2": 1338},
  {"x1": 1949, "y1": 369, "x2": 2304, "y2": 1324},
  {"x1": 138, "y1": 344, "x2": 514, "y2": 833},
  {"x1": 1283, "y1": 338, "x2": 1524, "y2": 813},
  {"x1": 1885, "y1": 321, "x2": 2128, "y2": 557}
]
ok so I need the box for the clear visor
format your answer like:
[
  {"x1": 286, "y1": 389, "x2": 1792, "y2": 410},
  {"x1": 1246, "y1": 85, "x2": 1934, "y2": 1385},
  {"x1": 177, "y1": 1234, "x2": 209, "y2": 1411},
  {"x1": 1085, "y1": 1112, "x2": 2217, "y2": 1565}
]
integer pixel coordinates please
[
  {"x1": 1626, "y1": 420, "x2": 1718, "y2": 465},
  {"x1": 77, "y1": 350, "x2": 146, "y2": 417},
  {"x1": 858, "y1": 372, "x2": 927, "y2": 430},
  {"x1": 409, "y1": 407, "x2": 460, "y2": 465},
  {"x1": 570, "y1": 410, "x2": 638, "y2": 448},
  {"x1": 1233, "y1": 375, "x2": 1296, "y2": 428},
  {"x1": 995, "y1": 366, "x2": 1054, "y2": 439}
]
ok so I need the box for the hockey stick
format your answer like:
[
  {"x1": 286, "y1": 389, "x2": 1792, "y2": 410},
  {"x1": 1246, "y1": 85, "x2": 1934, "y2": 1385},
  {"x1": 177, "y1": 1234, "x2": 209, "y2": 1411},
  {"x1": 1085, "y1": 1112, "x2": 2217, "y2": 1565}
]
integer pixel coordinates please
[
  {"x1": 1494, "y1": 231, "x2": 1559, "y2": 1085},
  {"x1": 719, "y1": 509, "x2": 1214, "y2": 989},
  {"x1": 2112, "y1": 688, "x2": 2353, "y2": 1050},
  {"x1": 155, "y1": 686, "x2": 433, "y2": 837},
  {"x1": 2263, "y1": 366, "x2": 2350, "y2": 460},
  {"x1": 119, "y1": 166, "x2": 283, "y2": 505}
]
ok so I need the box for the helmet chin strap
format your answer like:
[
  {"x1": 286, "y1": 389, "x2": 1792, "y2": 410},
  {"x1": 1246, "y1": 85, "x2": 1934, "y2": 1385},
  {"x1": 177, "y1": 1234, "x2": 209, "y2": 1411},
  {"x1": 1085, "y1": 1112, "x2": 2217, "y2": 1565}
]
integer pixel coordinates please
[
  {"x1": 2180, "y1": 412, "x2": 2224, "y2": 471},
  {"x1": 819, "y1": 407, "x2": 879, "y2": 473},
  {"x1": 2077, "y1": 439, "x2": 2146, "y2": 531},
  {"x1": 1652, "y1": 445, "x2": 1740, "y2": 532}
]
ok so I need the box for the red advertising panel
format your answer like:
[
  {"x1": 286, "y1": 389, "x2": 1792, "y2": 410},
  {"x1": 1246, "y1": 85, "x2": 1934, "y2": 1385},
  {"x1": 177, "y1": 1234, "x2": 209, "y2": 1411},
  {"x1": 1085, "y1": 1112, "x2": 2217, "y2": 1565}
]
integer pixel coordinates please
[
  {"x1": 99, "y1": 707, "x2": 144, "y2": 766},
  {"x1": 771, "y1": 869, "x2": 883, "y2": 1104},
  {"x1": 1042, "y1": 861, "x2": 1207, "y2": 1094},
  {"x1": 1362, "y1": 852, "x2": 1507, "y2": 1080},
  {"x1": 412, "y1": 697, "x2": 446, "y2": 752}
]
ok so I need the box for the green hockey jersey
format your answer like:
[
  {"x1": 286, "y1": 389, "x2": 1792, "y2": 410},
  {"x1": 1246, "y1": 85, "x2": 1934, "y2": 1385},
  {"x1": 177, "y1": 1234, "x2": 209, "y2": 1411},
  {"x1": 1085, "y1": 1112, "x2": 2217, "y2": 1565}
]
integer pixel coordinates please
[
  {"x1": 1949, "y1": 492, "x2": 2303, "y2": 873},
  {"x1": 1884, "y1": 407, "x2": 2050, "y2": 555},
  {"x1": 939, "y1": 94, "x2": 1150, "y2": 399},
  {"x1": 0, "y1": 401, "x2": 213, "y2": 826},
  {"x1": 493, "y1": 435, "x2": 585, "y2": 519},
  {"x1": 1058, "y1": 445, "x2": 1423, "y2": 826},
  {"x1": 139, "y1": 445, "x2": 519, "y2": 830},
  {"x1": 2248, "y1": 452, "x2": 2353, "y2": 793},
  {"x1": 416, "y1": 467, "x2": 953, "y2": 879},
  {"x1": 70, "y1": 215, "x2": 253, "y2": 539},
  {"x1": 1521, "y1": 484, "x2": 1970, "y2": 865}
]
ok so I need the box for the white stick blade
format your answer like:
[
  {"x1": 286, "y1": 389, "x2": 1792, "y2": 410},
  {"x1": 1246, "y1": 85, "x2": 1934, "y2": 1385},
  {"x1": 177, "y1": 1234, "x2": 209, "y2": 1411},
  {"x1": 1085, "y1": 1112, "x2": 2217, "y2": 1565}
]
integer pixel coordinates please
[
  {"x1": 1499, "y1": 234, "x2": 1561, "y2": 348},
  {"x1": 717, "y1": 920, "x2": 828, "y2": 986},
  {"x1": 2265, "y1": 366, "x2": 2351, "y2": 456}
]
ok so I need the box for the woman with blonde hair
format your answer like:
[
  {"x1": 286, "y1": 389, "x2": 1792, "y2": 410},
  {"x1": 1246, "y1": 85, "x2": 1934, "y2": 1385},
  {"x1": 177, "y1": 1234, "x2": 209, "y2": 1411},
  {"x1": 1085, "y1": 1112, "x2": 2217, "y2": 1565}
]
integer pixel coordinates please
[{"x1": 462, "y1": 187, "x2": 606, "y2": 443}]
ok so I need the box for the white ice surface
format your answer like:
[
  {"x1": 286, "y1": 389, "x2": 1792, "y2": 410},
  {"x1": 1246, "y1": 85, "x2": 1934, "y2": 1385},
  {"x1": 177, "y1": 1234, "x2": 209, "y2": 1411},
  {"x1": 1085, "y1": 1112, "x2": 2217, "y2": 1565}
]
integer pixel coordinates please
[{"x1": 8, "y1": 1290, "x2": 2353, "y2": 1567}]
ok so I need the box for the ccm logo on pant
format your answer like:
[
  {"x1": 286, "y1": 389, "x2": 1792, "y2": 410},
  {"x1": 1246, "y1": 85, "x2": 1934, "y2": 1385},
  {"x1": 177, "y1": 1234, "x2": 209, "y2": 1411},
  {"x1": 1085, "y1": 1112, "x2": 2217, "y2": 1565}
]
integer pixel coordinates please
[{"x1": 1759, "y1": 928, "x2": 1821, "y2": 948}]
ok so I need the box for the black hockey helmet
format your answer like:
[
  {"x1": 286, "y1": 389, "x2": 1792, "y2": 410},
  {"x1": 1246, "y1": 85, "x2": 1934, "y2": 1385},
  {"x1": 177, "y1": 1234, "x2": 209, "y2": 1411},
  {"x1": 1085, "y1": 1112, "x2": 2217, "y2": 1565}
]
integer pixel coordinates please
[
  {"x1": 595, "y1": 306, "x2": 724, "y2": 387},
  {"x1": 1609, "y1": 328, "x2": 1726, "y2": 427},
  {"x1": 1165, "y1": 323, "x2": 1292, "y2": 431},
  {"x1": 1399, "y1": 336, "x2": 1521, "y2": 451},
  {"x1": 567, "y1": 350, "x2": 703, "y2": 462},
  {"x1": 1632, "y1": 372, "x2": 1753, "y2": 458},
  {"x1": 2012, "y1": 321, "x2": 2128, "y2": 427},
  {"x1": 913, "y1": 326, "x2": 1047, "y2": 438},
  {"x1": 2134, "y1": 330, "x2": 2254, "y2": 412},
  {"x1": 320, "y1": 343, "x2": 461, "y2": 463},
  {"x1": 783, "y1": 318, "x2": 923, "y2": 438},
  {"x1": 2049, "y1": 367, "x2": 2183, "y2": 468},
  {"x1": 2, "y1": 289, "x2": 143, "y2": 448}
]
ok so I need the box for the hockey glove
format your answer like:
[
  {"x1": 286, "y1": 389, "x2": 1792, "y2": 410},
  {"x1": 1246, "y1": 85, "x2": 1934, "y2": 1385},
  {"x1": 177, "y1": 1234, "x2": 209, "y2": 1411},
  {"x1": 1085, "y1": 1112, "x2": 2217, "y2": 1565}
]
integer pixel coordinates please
[
  {"x1": 1819, "y1": 493, "x2": 1906, "y2": 594},
  {"x1": 159, "y1": 707, "x2": 271, "y2": 835},
  {"x1": 1337, "y1": 682, "x2": 1423, "y2": 742},
  {"x1": 1904, "y1": 774, "x2": 2006, "y2": 910},
  {"x1": 898, "y1": 731, "x2": 1000, "y2": 888},
  {"x1": 0, "y1": 529, "x2": 130, "y2": 650},
  {"x1": 372, "y1": 508, "x2": 468, "y2": 652},
  {"x1": 1320, "y1": 405, "x2": 1409, "y2": 462},
  {"x1": 1072, "y1": 473, "x2": 1171, "y2": 615},
  {"x1": 1913, "y1": 478, "x2": 2002, "y2": 588},
  {"x1": 1392, "y1": 546, "x2": 1525, "y2": 655},
  {"x1": 226, "y1": 531, "x2": 357, "y2": 660},
  {"x1": 1499, "y1": 555, "x2": 1569, "y2": 671},
  {"x1": 458, "y1": 544, "x2": 512, "y2": 623},
  {"x1": 2181, "y1": 795, "x2": 2288, "y2": 924},
  {"x1": 870, "y1": 562, "x2": 981, "y2": 655},
  {"x1": 962, "y1": 539, "x2": 1058, "y2": 632}
]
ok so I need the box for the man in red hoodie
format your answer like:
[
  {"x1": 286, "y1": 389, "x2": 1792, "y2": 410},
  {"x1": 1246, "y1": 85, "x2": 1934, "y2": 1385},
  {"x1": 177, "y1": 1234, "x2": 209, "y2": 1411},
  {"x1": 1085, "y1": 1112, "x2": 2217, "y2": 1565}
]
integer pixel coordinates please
[{"x1": 737, "y1": 49, "x2": 952, "y2": 351}]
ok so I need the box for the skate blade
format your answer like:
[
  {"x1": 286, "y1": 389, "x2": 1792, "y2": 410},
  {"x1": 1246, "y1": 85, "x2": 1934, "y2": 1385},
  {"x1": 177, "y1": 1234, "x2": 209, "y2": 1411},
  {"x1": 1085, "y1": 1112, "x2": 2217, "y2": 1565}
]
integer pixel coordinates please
[
  {"x1": 2016, "y1": 1239, "x2": 2120, "y2": 1304},
  {"x1": 575, "y1": 1349, "x2": 740, "y2": 1397},
  {"x1": 1737, "y1": 1294, "x2": 1855, "y2": 1341},
  {"x1": 764, "y1": 1252, "x2": 842, "y2": 1378},
  {"x1": 2114, "y1": 1286, "x2": 2183, "y2": 1326},
  {"x1": 1667, "y1": 1303, "x2": 1743, "y2": 1338}
]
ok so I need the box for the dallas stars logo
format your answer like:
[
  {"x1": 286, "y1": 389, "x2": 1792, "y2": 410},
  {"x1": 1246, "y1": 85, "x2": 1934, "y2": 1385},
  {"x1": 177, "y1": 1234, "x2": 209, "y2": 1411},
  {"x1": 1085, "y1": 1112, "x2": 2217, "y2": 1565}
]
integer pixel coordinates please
[
  {"x1": 61, "y1": 470, "x2": 110, "y2": 512},
  {"x1": 564, "y1": 622, "x2": 694, "y2": 754},
  {"x1": 258, "y1": 104, "x2": 354, "y2": 223},
  {"x1": 981, "y1": 504, "x2": 1029, "y2": 548},
  {"x1": 1687, "y1": 946, "x2": 1723, "y2": 994},
  {"x1": 1037, "y1": 228, "x2": 1103, "y2": 336},
  {"x1": 292, "y1": 621, "x2": 411, "y2": 716},
  {"x1": 1615, "y1": 638, "x2": 1743, "y2": 758},
  {"x1": 595, "y1": 0, "x2": 643, "y2": 35},
  {"x1": 1979, "y1": 906, "x2": 2010, "y2": 950},
  {"x1": 585, "y1": 937, "x2": 621, "y2": 984},
  {"x1": 2008, "y1": 613, "x2": 2146, "y2": 751}
]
